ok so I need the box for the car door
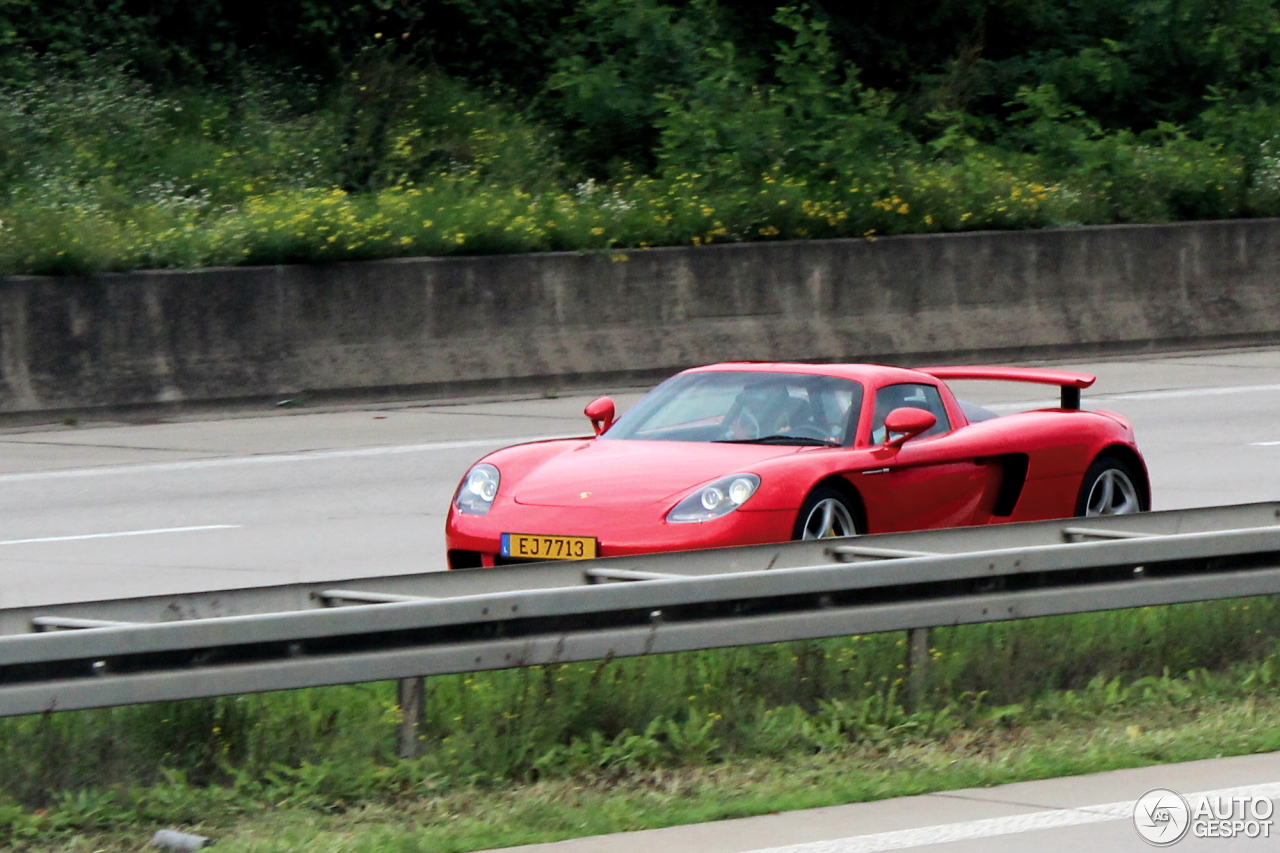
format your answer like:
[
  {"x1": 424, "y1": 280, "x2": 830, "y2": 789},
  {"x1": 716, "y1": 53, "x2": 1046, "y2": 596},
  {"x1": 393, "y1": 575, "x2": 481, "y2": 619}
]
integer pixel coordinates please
[{"x1": 855, "y1": 383, "x2": 992, "y2": 533}]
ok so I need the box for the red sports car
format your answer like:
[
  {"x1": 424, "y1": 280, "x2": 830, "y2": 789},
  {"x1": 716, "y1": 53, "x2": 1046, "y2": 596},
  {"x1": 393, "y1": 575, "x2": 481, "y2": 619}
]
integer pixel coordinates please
[{"x1": 445, "y1": 362, "x2": 1148, "y2": 568}]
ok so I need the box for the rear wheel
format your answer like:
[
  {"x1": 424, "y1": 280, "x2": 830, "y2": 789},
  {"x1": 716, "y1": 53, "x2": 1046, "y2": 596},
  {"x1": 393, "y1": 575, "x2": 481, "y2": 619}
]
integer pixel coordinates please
[
  {"x1": 1075, "y1": 456, "x2": 1143, "y2": 517},
  {"x1": 794, "y1": 487, "x2": 860, "y2": 539}
]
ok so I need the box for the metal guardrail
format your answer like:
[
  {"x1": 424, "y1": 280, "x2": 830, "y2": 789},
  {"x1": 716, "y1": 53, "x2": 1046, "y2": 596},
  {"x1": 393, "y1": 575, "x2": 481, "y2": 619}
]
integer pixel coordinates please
[{"x1": 2, "y1": 502, "x2": 1280, "y2": 719}]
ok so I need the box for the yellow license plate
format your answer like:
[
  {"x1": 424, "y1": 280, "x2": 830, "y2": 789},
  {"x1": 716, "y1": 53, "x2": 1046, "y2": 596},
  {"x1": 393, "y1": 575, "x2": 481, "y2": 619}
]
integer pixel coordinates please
[{"x1": 501, "y1": 533, "x2": 598, "y2": 561}]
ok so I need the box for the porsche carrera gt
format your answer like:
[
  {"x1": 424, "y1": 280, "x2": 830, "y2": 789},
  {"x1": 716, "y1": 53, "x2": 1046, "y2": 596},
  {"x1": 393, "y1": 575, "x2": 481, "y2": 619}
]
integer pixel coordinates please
[{"x1": 445, "y1": 362, "x2": 1148, "y2": 567}]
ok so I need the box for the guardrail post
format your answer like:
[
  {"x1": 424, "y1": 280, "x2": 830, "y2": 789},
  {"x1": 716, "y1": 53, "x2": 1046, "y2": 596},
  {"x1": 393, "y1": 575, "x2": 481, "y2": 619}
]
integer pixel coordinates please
[
  {"x1": 396, "y1": 676, "x2": 426, "y2": 760},
  {"x1": 906, "y1": 627, "x2": 931, "y2": 710}
]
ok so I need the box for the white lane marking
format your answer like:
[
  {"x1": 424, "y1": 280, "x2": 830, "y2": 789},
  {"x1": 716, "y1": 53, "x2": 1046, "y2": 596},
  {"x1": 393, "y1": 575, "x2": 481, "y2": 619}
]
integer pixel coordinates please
[
  {"x1": 1101, "y1": 382, "x2": 1280, "y2": 401},
  {"x1": 741, "y1": 781, "x2": 1280, "y2": 853},
  {"x1": 984, "y1": 400, "x2": 1060, "y2": 412},
  {"x1": 0, "y1": 435, "x2": 578, "y2": 483},
  {"x1": 983, "y1": 382, "x2": 1280, "y2": 412},
  {"x1": 0, "y1": 525, "x2": 240, "y2": 546},
  {"x1": 1253, "y1": 441, "x2": 1280, "y2": 447}
]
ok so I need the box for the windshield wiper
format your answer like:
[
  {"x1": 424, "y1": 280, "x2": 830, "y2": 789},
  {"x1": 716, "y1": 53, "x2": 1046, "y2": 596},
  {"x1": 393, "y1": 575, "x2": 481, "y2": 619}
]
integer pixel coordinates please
[{"x1": 714, "y1": 435, "x2": 841, "y2": 447}]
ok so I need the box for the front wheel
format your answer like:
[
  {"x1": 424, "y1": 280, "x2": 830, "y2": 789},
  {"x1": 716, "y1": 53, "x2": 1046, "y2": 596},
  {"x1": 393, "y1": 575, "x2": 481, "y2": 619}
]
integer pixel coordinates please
[
  {"x1": 793, "y1": 487, "x2": 860, "y2": 539},
  {"x1": 1075, "y1": 456, "x2": 1144, "y2": 517}
]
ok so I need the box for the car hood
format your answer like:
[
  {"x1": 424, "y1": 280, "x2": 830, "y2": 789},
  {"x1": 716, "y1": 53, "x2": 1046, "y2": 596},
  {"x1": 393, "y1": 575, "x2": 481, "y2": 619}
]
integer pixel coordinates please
[{"x1": 511, "y1": 439, "x2": 804, "y2": 508}]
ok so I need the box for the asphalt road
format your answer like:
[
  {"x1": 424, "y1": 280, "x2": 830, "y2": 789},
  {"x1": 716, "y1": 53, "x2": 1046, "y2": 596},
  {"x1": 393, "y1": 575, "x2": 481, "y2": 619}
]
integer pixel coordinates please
[
  {"x1": 3, "y1": 345, "x2": 1280, "y2": 609},
  {"x1": 5, "y1": 344, "x2": 1280, "y2": 853}
]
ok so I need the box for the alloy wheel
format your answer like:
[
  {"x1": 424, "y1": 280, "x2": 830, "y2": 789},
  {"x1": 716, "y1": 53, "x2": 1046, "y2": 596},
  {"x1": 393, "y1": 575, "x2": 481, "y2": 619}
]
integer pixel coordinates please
[
  {"x1": 800, "y1": 497, "x2": 857, "y2": 538},
  {"x1": 1084, "y1": 468, "x2": 1141, "y2": 516}
]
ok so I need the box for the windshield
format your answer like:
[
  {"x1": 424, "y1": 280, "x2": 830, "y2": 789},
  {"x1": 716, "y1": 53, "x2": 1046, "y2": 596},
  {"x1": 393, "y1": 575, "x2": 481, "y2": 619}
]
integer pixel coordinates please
[{"x1": 602, "y1": 371, "x2": 863, "y2": 446}]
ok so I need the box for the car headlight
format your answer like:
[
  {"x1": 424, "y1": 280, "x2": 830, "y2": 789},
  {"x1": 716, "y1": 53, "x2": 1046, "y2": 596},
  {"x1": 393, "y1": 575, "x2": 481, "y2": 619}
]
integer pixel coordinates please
[
  {"x1": 666, "y1": 474, "x2": 760, "y2": 523},
  {"x1": 455, "y1": 464, "x2": 500, "y2": 515}
]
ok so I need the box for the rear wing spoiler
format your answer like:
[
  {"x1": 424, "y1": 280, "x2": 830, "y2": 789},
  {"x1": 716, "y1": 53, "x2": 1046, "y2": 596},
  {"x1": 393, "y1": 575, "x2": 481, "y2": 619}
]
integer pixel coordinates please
[{"x1": 916, "y1": 366, "x2": 1097, "y2": 410}]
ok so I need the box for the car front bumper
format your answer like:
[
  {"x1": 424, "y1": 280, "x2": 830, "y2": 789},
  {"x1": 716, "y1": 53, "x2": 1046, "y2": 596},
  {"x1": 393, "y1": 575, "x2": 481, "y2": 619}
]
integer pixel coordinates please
[{"x1": 446, "y1": 502, "x2": 796, "y2": 568}]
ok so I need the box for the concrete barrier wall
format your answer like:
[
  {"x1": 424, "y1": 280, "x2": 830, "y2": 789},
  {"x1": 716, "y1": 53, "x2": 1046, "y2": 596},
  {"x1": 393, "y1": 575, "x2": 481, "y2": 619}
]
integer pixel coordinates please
[{"x1": 6, "y1": 218, "x2": 1280, "y2": 415}]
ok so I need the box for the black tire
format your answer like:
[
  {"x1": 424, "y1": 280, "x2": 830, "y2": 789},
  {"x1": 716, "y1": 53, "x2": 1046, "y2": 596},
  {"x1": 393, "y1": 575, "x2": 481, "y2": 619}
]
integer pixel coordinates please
[
  {"x1": 793, "y1": 486, "x2": 860, "y2": 540},
  {"x1": 1074, "y1": 456, "x2": 1145, "y2": 517}
]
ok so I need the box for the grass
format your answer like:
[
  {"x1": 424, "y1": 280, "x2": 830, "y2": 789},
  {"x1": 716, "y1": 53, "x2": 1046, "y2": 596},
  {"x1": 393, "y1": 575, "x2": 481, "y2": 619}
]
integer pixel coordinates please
[
  {"x1": 0, "y1": 156, "x2": 1246, "y2": 276},
  {"x1": 209, "y1": 697, "x2": 1280, "y2": 853},
  {"x1": 2, "y1": 597, "x2": 1280, "y2": 849},
  {"x1": 0, "y1": 166, "x2": 1079, "y2": 275},
  {"x1": 11, "y1": 672, "x2": 1280, "y2": 852}
]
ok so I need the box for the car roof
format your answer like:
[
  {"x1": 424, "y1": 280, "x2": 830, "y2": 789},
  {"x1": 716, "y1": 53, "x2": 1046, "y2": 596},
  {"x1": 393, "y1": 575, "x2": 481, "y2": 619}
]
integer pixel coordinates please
[{"x1": 680, "y1": 362, "x2": 936, "y2": 386}]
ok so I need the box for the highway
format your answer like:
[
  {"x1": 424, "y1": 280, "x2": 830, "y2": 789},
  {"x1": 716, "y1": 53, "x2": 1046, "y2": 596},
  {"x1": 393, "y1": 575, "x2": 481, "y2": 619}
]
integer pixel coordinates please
[
  {"x1": 0, "y1": 394, "x2": 638, "y2": 608},
  {"x1": 2, "y1": 346, "x2": 1280, "y2": 610},
  {"x1": 3, "y1": 344, "x2": 1280, "y2": 852}
]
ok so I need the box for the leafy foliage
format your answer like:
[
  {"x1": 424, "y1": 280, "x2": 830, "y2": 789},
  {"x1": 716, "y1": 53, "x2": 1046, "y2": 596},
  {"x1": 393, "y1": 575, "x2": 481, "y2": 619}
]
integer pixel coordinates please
[{"x1": 7, "y1": 2, "x2": 1280, "y2": 270}]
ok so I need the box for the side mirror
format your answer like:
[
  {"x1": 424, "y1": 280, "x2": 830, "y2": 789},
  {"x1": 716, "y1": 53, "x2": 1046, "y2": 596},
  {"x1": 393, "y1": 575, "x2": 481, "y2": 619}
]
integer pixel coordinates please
[
  {"x1": 883, "y1": 407, "x2": 936, "y2": 447},
  {"x1": 585, "y1": 396, "x2": 616, "y2": 436}
]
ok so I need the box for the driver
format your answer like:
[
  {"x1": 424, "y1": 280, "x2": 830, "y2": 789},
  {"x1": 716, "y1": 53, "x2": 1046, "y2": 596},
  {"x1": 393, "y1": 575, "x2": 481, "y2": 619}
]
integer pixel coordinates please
[
  {"x1": 723, "y1": 382, "x2": 788, "y2": 439},
  {"x1": 725, "y1": 382, "x2": 845, "y2": 442}
]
